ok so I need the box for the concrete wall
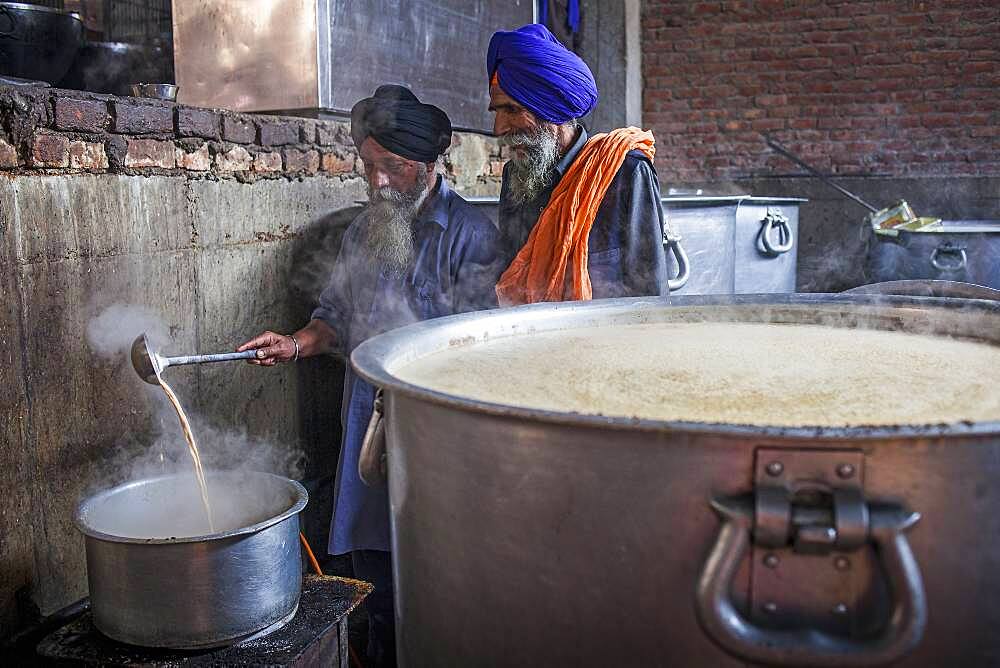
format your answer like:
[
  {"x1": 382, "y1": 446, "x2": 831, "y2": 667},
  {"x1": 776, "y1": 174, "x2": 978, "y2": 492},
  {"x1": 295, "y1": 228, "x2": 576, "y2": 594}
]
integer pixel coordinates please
[
  {"x1": 0, "y1": 84, "x2": 503, "y2": 638},
  {"x1": 542, "y1": 0, "x2": 628, "y2": 133},
  {"x1": 1, "y1": 174, "x2": 358, "y2": 628}
]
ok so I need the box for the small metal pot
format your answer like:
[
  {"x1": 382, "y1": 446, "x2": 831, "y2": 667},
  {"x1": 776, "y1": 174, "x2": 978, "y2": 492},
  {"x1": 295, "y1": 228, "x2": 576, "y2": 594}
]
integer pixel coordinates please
[
  {"x1": 75, "y1": 471, "x2": 307, "y2": 649},
  {"x1": 0, "y1": 3, "x2": 83, "y2": 84}
]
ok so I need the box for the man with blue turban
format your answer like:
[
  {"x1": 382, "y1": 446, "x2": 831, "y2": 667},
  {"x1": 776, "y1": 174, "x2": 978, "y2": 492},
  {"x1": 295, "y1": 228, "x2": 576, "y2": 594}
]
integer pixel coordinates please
[{"x1": 487, "y1": 24, "x2": 669, "y2": 304}]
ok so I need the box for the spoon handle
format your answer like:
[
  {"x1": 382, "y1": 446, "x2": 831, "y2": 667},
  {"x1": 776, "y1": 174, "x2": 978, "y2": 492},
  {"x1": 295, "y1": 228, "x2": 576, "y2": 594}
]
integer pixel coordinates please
[{"x1": 162, "y1": 350, "x2": 259, "y2": 367}]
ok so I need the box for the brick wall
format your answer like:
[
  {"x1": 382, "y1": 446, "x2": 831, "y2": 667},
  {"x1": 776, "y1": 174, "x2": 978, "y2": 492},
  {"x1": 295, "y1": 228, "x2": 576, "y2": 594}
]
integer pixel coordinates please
[
  {"x1": 642, "y1": 0, "x2": 1000, "y2": 183},
  {"x1": 0, "y1": 85, "x2": 503, "y2": 194}
]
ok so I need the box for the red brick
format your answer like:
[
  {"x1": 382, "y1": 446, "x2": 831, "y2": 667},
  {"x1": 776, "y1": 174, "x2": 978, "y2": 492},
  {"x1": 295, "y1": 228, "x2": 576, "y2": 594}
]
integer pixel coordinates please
[
  {"x1": 0, "y1": 139, "x2": 18, "y2": 169},
  {"x1": 176, "y1": 107, "x2": 221, "y2": 139},
  {"x1": 31, "y1": 133, "x2": 70, "y2": 167},
  {"x1": 321, "y1": 151, "x2": 355, "y2": 175},
  {"x1": 124, "y1": 138, "x2": 176, "y2": 168},
  {"x1": 922, "y1": 114, "x2": 960, "y2": 128},
  {"x1": 113, "y1": 101, "x2": 173, "y2": 134},
  {"x1": 963, "y1": 61, "x2": 995, "y2": 75},
  {"x1": 68, "y1": 141, "x2": 108, "y2": 169},
  {"x1": 283, "y1": 148, "x2": 320, "y2": 173},
  {"x1": 216, "y1": 145, "x2": 252, "y2": 171},
  {"x1": 221, "y1": 116, "x2": 256, "y2": 144},
  {"x1": 53, "y1": 97, "x2": 109, "y2": 132},
  {"x1": 970, "y1": 126, "x2": 1000, "y2": 138},
  {"x1": 258, "y1": 119, "x2": 300, "y2": 146},
  {"x1": 176, "y1": 143, "x2": 212, "y2": 171},
  {"x1": 253, "y1": 151, "x2": 283, "y2": 172}
]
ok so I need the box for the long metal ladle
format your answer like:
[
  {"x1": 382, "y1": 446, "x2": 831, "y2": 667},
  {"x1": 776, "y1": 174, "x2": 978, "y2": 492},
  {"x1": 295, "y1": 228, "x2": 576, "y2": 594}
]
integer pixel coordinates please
[{"x1": 130, "y1": 333, "x2": 258, "y2": 385}]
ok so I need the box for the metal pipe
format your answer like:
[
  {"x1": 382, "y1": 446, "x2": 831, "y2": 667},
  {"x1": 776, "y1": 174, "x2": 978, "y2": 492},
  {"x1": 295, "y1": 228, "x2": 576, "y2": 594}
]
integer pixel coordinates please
[{"x1": 764, "y1": 136, "x2": 879, "y2": 213}]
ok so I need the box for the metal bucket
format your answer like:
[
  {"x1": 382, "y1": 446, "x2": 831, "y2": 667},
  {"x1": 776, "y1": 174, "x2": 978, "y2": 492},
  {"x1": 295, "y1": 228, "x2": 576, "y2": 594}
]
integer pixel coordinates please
[
  {"x1": 75, "y1": 471, "x2": 307, "y2": 649},
  {"x1": 351, "y1": 294, "x2": 1000, "y2": 667}
]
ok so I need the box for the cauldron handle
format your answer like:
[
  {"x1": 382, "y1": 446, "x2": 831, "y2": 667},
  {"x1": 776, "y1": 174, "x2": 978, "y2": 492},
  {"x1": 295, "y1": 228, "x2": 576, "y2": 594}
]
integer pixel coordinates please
[
  {"x1": 664, "y1": 231, "x2": 690, "y2": 292},
  {"x1": 695, "y1": 496, "x2": 927, "y2": 667},
  {"x1": 359, "y1": 389, "x2": 387, "y2": 486},
  {"x1": 0, "y1": 6, "x2": 16, "y2": 39},
  {"x1": 758, "y1": 209, "x2": 795, "y2": 256}
]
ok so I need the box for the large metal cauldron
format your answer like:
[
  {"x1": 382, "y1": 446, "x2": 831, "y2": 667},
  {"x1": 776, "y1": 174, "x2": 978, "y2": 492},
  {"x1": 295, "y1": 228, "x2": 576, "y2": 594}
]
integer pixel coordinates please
[
  {"x1": 75, "y1": 471, "x2": 307, "y2": 649},
  {"x1": 869, "y1": 220, "x2": 1000, "y2": 290},
  {"x1": 351, "y1": 294, "x2": 1000, "y2": 667}
]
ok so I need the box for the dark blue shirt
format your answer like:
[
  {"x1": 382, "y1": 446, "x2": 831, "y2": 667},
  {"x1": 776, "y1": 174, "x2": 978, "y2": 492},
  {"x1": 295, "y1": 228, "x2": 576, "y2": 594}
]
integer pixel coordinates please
[
  {"x1": 498, "y1": 126, "x2": 669, "y2": 298},
  {"x1": 312, "y1": 177, "x2": 499, "y2": 554}
]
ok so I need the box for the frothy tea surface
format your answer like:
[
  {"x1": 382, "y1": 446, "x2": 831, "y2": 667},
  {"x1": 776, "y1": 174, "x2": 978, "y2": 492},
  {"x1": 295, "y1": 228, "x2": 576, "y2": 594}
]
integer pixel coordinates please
[{"x1": 396, "y1": 322, "x2": 1000, "y2": 427}]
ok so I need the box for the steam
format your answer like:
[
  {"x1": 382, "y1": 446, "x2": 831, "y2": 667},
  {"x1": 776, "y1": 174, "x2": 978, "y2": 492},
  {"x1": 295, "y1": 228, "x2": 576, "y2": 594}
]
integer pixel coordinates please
[
  {"x1": 84, "y1": 304, "x2": 307, "y2": 534},
  {"x1": 86, "y1": 302, "x2": 170, "y2": 359}
]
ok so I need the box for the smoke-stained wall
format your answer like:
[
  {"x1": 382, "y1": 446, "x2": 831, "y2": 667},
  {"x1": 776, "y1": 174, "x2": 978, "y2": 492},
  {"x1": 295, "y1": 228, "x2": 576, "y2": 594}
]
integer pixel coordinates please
[
  {"x1": 0, "y1": 84, "x2": 503, "y2": 637},
  {"x1": 641, "y1": 0, "x2": 1000, "y2": 292},
  {"x1": 642, "y1": 0, "x2": 999, "y2": 181}
]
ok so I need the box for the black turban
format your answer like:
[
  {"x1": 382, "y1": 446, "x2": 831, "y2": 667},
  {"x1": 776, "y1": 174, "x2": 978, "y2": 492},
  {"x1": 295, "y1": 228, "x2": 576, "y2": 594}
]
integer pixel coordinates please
[{"x1": 350, "y1": 85, "x2": 452, "y2": 163}]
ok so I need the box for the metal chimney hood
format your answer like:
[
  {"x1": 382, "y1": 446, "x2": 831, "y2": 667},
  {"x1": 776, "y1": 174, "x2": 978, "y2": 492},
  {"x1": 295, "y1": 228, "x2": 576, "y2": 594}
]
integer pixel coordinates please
[{"x1": 171, "y1": 0, "x2": 534, "y2": 131}]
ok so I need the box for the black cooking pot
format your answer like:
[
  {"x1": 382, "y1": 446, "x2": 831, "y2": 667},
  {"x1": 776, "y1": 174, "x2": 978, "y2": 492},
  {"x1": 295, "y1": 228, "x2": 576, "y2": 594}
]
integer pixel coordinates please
[
  {"x1": 59, "y1": 39, "x2": 174, "y2": 96},
  {"x1": 0, "y1": 2, "x2": 83, "y2": 84}
]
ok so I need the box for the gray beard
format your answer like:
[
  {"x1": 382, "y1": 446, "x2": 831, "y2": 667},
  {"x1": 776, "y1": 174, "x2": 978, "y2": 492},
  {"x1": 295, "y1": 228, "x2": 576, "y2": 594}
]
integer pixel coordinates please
[
  {"x1": 500, "y1": 126, "x2": 561, "y2": 206},
  {"x1": 364, "y1": 183, "x2": 428, "y2": 276}
]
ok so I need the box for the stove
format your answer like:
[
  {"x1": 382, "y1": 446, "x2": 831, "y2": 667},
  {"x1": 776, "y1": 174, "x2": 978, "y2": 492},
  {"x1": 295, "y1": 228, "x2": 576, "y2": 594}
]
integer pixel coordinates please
[{"x1": 36, "y1": 575, "x2": 370, "y2": 667}]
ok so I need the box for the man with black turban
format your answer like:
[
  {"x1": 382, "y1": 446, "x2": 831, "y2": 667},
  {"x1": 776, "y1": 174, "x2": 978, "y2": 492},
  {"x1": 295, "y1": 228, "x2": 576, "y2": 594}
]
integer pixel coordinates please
[
  {"x1": 487, "y1": 24, "x2": 670, "y2": 305},
  {"x1": 238, "y1": 84, "x2": 499, "y2": 667}
]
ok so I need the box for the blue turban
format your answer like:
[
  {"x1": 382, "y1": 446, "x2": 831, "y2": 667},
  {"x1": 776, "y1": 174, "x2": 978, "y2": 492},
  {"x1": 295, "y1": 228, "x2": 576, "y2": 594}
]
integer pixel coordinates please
[{"x1": 487, "y1": 24, "x2": 598, "y2": 124}]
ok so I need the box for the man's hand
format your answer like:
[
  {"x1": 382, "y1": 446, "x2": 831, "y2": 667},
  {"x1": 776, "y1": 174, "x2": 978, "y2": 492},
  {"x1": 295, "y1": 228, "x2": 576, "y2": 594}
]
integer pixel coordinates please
[{"x1": 236, "y1": 331, "x2": 296, "y2": 366}]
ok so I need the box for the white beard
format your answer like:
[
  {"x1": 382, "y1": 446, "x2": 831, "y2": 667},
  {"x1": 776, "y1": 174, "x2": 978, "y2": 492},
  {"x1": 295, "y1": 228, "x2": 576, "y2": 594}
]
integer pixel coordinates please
[
  {"x1": 499, "y1": 125, "x2": 561, "y2": 205},
  {"x1": 364, "y1": 183, "x2": 429, "y2": 276}
]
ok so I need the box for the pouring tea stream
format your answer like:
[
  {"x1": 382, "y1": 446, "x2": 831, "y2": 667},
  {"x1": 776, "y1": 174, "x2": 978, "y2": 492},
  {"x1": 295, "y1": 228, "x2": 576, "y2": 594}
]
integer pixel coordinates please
[{"x1": 129, "y1": 334, "x2": 259, "y2": 533}]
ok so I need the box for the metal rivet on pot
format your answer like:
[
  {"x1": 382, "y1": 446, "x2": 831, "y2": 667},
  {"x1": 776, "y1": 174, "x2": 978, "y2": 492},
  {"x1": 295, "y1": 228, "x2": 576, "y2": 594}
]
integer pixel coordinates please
[
  {"x1": 832, "y1": 603, "x2": 848, "y2": 615},
  {"x1": 834, "y1": 556, "x2": 851, "y2": 571},
  {"x1": 765, "y1": 461, "x2": 784, "y2": 476},
  {"x1": 763, "y1": 602, "x2": 778, "y2": 614},
  {"x1": 763, "y1": 553, "x2": 780, "y2": 569},
  {"x1": 836, "y1": 463, "x2": 855, "y2": 479}
]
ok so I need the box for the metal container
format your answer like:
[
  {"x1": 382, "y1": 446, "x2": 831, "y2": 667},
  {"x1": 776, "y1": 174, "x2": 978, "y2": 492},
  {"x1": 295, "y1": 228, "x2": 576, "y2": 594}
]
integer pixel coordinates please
[
  {"x1": 0, "y1": 2, "x2": 83, "y2": 83},
  {"x1": 466, "y1": 195, "x2": 805, "y2": 295},
  {"x1": 661, "y1": 196, "x2": 806, "y2": 295},
  {"x1": 75, "y1": 471, "x2": 308, "y2": 649},
  {"x1": 868, "y1": 220, "x2": 1000, "y2": 290},
  {"x1": 352, "y1": 294, "x2": 1000, "y2": 667},
  {"x1": 170, "y1": 0, "x2": 530, "y2": 130}
]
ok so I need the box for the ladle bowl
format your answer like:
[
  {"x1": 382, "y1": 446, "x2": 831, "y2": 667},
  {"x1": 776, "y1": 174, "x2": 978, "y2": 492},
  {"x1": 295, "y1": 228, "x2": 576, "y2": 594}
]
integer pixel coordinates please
[{"x1": 130, "y1": 333, "x2": 258, "y2": 384}]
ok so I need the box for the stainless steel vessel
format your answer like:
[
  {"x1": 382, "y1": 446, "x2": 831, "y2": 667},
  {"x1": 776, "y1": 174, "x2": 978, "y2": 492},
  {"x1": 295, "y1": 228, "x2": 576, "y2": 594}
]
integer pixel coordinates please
[
  {"x1": 75, "y1": 471, "x2": 307, "y2": 649},
  {"x1": 868, "y1": 220, "x2": 1000, "y2": 290},
  {"x1": 661, "y1": 196, "x2": 806, "y2": 295},
  {"x1": 352, "y1": 294, "x2": 1000, "y2": 667},
  {"x1": 466, "y1": 195, "x2": 806, "y2": 295},
  {"x1": 171, "y1": 0, "x2": 530, "y2": 129}
]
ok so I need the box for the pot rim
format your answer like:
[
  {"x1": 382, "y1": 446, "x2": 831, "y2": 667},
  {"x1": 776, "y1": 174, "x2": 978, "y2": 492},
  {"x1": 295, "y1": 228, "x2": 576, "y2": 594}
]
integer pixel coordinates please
[
  {"x1": 74, "y1": 471, "x2": 308, "y2": 545},
  {"x1": 0, "y1": 2, "x2": 83, "y2": 20},
  {"x1": 351, "y1": 292, "x2": 1000, "y2": 440}
]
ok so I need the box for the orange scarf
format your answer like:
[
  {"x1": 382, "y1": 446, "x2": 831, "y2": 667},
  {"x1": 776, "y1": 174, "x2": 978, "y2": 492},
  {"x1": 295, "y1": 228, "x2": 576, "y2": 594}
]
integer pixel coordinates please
[{"x1": 495, "y1": 127, "x2": 655, "y2": 306}]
